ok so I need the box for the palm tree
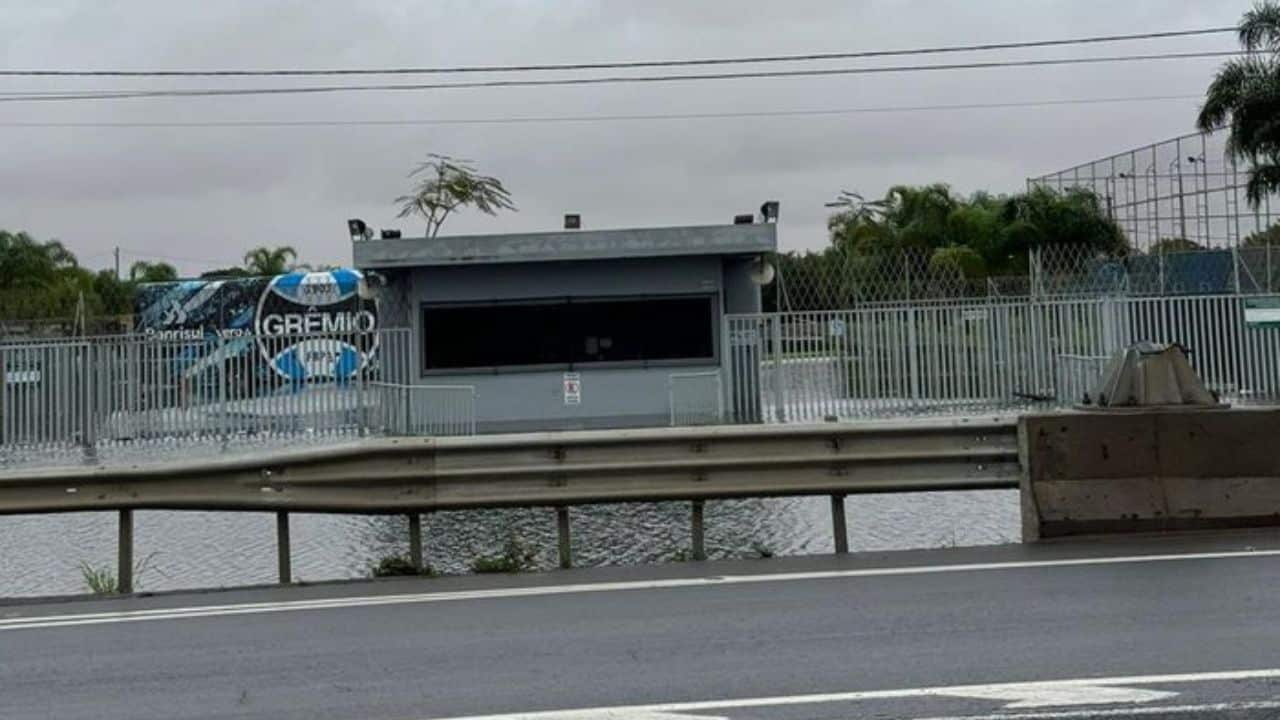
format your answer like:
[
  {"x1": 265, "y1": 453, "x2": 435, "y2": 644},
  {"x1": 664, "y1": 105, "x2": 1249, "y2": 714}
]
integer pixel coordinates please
[
  {"x1": 395, "y1": 154, "x2": 516, "y2": 239},
  {"x1": 1198, "y1": 1, "x2": 1280, "y2": 206},
  {"x1": 243, "y1": 246, "x2": 297, "y2": 276},
  {"x1": 128, "y1": 260, "x2": 178, "y2": 283}
]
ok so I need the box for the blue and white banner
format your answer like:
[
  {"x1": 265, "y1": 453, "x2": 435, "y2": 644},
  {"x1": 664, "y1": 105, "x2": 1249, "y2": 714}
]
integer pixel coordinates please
[{"x1": 133, "y1": 268, "x2": 379, "y2": 383}]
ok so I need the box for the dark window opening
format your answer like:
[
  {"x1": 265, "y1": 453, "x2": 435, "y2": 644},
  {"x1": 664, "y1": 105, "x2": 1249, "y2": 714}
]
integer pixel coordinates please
[{"x1": 423, "y1": 295, "x2": 715, "y2": 371}]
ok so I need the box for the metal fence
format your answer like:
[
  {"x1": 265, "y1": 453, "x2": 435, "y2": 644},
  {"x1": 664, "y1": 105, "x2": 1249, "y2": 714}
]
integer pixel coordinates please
[
  {"x1": 1029, "y1": 129, "x2": 1273, "y2": 253},
  {"x1": 668, "y1": 371, "x2": 724, "y2": 426},
  {"x1": 373, "y1": 383, "x2": 477, "y2": 437},
  {"x1": 725, "y1": 293, "x2": 1280, "y2": 423},
  {"x1": 770, "y1": 242, "x2": 1280, "y2": 312},
  {"x1": 0, "y1": 328, "x2": 454, "y2": 464}
]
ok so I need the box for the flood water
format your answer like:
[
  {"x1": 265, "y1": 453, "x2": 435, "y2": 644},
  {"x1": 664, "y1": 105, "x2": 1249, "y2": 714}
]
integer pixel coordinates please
[{"x1": 0, "y1": 491, "x2": 1019, "y2": 598}]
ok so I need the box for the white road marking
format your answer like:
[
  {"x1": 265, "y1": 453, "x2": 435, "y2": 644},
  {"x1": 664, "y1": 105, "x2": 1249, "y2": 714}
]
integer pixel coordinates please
[
  {"x1": 914, "y1": 700, "x2": 1280, "y2": 720},
  {"x1": 2, "y1": 547, "x2": 1279, "y2": 631},
  {"x1": 945, "y1": 683, "x2": 1176, "y2": 708},
  {"x1": 433, "y1": 669, "x2": 1280, "y2": 719}
]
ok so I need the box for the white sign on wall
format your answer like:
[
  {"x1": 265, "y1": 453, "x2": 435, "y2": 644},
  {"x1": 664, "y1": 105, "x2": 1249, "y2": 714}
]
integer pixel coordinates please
[{"x1": 563, "y1": 372, "x2": 582, "y2": 405}]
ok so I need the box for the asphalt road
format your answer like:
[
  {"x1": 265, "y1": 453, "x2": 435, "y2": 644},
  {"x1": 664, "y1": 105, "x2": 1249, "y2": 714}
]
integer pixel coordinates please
[{"x1": 5, "y1": 531, "x2": 1280, "y2": 720}]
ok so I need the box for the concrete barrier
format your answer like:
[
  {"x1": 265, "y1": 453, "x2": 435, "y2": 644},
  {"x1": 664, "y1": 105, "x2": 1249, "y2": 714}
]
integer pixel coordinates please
[{"x1": 1019, "y1": 407, "x2": 1280, "y2": 540}]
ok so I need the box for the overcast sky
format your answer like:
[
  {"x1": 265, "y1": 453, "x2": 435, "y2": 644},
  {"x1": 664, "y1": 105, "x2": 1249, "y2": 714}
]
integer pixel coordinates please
[{"x1": 0, "y1": 0, "x2": 1247, "y2": 275}]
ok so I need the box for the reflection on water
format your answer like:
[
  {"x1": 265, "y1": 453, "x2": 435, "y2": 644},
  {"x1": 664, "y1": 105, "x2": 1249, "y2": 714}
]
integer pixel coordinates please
[{"x1": 0, "y1": 491, "x2": 1019, "y2": 598}]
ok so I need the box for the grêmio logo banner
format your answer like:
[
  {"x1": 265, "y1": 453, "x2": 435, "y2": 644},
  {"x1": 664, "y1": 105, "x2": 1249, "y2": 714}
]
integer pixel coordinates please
[
  {"x1": 133, "y1": 268, "x2": 379, "y2": 382},
  {"x1": 255, "y1": 269, "x2": 379, "y2": 380}
]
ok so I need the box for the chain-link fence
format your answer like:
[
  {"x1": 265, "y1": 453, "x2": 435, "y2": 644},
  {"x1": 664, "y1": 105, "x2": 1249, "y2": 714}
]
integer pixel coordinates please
[
  {"x1": 768, "y1": 242, "x2": 1280, "y2": 311},
  {"x1": 1029, "y1": 129, "x2": 1275, "y2": 252}
]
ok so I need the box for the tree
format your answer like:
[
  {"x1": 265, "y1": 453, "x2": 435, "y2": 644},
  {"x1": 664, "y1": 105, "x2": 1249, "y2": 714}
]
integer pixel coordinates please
[
  {"x1": 1148, "y1": 237, "x2": 1205, "y2": 254},
  {"x1": 1244, "y1": 224, "x2": 1280, "y2": 246},
  {"x1": 0, "y1": 231, "x2": 78, "y2": 289},
  {"x1": 243, "y1": 246, "x2": 297, "y2": 276},
  {"x1": 200, "y1": 266, "x2": 252, "y2": 279},
  {"x1": 825, "y1": 184, "x2": 1125, "y2": 279},
  {"x1": 1197, "y1": 1, "x2": 1280, "y2": 206},
  {"x1": 128, "y1": 260, "x2": 178, "y2": 283},
  {"x1": 395, "y1": 154, "x2": 516, "y2": 239}
]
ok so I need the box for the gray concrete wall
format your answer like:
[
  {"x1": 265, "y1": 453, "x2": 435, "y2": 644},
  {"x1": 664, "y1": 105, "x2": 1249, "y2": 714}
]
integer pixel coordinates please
[
  {"x1": 721, "y1": 257, "x2": 763, "y2": 314},
  {"x1": 1019, "y1": 407, "x2": 1280, "y2": 540},
  {"x1": 392, "y1": 256, "x2": 744, "y2": 432}
]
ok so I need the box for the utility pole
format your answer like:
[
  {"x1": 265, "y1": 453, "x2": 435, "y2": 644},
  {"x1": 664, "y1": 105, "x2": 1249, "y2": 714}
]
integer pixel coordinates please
[{"x1": 114, "y1": 247, "x2": 121, "y2": 280}]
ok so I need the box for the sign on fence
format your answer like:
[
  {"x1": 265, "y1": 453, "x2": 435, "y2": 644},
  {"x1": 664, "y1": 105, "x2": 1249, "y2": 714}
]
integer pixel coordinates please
[
  {"x1": 1245, "y1": 297, "x2": 1280, "y2": 327},
  {"x1": 563, "y1": 372, "x2": 582, "y2": 405}
]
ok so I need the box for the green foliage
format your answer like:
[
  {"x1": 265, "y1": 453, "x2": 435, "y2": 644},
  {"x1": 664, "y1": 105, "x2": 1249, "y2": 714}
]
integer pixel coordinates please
[
  {"x1": 77, "y1": 552, "x2": 159, "y2": 595},
  {"x1": 200, "y1": 266, "x2": 253, "y2": 279},
  {"x1": 243, "y1": 246, "x2": 297, "y2": 276},
  {"x1": 1244, "y1": 224, "x2": 1280, "y2": 247},
  {"x1": 396, "y1": 154, "x2": 517, "y2": 239},
  {"x1": 1198, "y1": 1, "x2": 1280, "y2": 206},
  {"x1": 78, "y1": 561, "x2": 117, "y2": 595},
  {"x1": 1149, "y1": 237, "x2": 1206, "y2": 254},
  {"x1": 768, "y1": 184, "x2": 1127, "y2": 310},
  {"x1": 0, "y1": 230, "x2": 313, "y2": 329},
  {"x1": 929, "y1": 244, "x2": 987, "y2": 279},
  {"x1": 370, "y1": 555, "x2": 432, "y2": 578},
  {"x1": 0, "y1": 230, "x2": 134, "y2": 324},
  {"x1": 825, "y1": 183, "x2": 1126, "y2": 280},
  {"x1": 470, "y1": 533, "x2": 539, "y2": 574},
  {"x1": 129, "y1": 260, "x2": 178, "y2": 283}
]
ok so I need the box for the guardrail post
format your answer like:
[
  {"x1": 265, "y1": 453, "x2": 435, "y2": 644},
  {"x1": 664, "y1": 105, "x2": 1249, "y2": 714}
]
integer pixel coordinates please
[
  {"x1": 117, "y1": 509, "x2": 133, "y2": 594},
  {"x1": 556, "y1": 506, "x2": 572, "y2": 569},
  {"x1": 276, "y1": 511, "x2": 292, "y2": 584},
  {"x1": 691, "y1": 499, "x2": 706, "y2": 561},
  {"x1": 408, "y1": 513, "x2": 423, "y2": 571},
  {"x1": 830, "y1": 493, "x2": 849, "y2": 555}
]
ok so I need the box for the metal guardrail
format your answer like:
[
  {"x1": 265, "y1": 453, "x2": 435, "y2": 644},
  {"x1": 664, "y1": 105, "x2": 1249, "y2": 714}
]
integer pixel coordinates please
[
  {"x1": 0, "y1": 417, "x2": 1019, "y2": 515},
  {"x1": 0, "y1": 416, "x2": 1019, "y2": 592}
]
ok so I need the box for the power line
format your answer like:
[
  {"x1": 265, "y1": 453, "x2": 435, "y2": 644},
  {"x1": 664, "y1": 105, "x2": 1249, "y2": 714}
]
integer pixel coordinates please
[
  {"x1": 0, "y1": 50, "x2": 1243, "y2": 103},
  {"x1": 0, "y1": 94, "x2": 1205, "y2": 128},
  {"x1": 0, "y1": 27, "x2": 1236, "y2": 77}
]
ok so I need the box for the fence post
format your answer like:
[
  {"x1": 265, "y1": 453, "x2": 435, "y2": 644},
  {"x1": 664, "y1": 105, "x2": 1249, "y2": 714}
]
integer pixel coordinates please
[
  {"x1": 117, "y1": 509, "x2": 134, "y2": 594},
  {"x1": 408, "y1": 513, "x2": 423, "y2": 571},
  {"x1": 907, "y1": 308, "x2": 921, "y2": 401},
  {"x1": 771, "y1": 317, "x2": 787, "y2": 423},
  {"x1": 276, "y1": 511, "x2": 292, "y2": 584},
  {"x1": 217, "y1": 331, "x2": 228, "y2": 445},
  {"x1": 556, "y1": 506, "x2": 572, "y2": 569},
  {"x1": 691, "y1": 499, "x2": 706, "y2": 561},
  {"x1": 719, "y1": 312, "x2": 733, "y2": 423},
  {"x1": 80, "y1": 342, "x2": 96, "y2": 454},
  {"x1": 830, "y1": 494, "x2": 848, "y2": 555}
]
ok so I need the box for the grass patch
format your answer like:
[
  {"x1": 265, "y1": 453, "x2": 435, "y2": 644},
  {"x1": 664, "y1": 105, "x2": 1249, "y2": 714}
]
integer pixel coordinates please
[
  {"x1": 78, "y1": 562, "x2": 117, "y2": 595},
  {"x1": 78, "y1": 552, "x2": 160, "y2": 595},
  {"x1": 470, "y1": 533, "x2": 539, "y2": 574}
]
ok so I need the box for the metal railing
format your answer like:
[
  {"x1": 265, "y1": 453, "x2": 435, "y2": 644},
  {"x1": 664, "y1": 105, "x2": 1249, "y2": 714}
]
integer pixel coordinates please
[
  {"x1": 0, "y1": 418, "x2": 1019, "y2": 592},
  {"x1": 668, "y1": 371, "x2": 723, "y2": 426},
  {"x1": 0, "y1": 328, "x2": 421, "y2": 464},
  {"x1": 1055, "y1": 354, "x2": 1110, "y2": 406},
  {"x1": 725, "y1": 293, "x2": 1280, "y2": 423},
  {"x1": 372, "y1": 383, "x2": 477, "y2": 436}
]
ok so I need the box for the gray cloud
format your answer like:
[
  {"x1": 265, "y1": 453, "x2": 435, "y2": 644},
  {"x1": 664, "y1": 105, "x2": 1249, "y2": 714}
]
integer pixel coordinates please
[{"x1": 0, "y1": 0, "x2": 1246, "y2": 272}]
